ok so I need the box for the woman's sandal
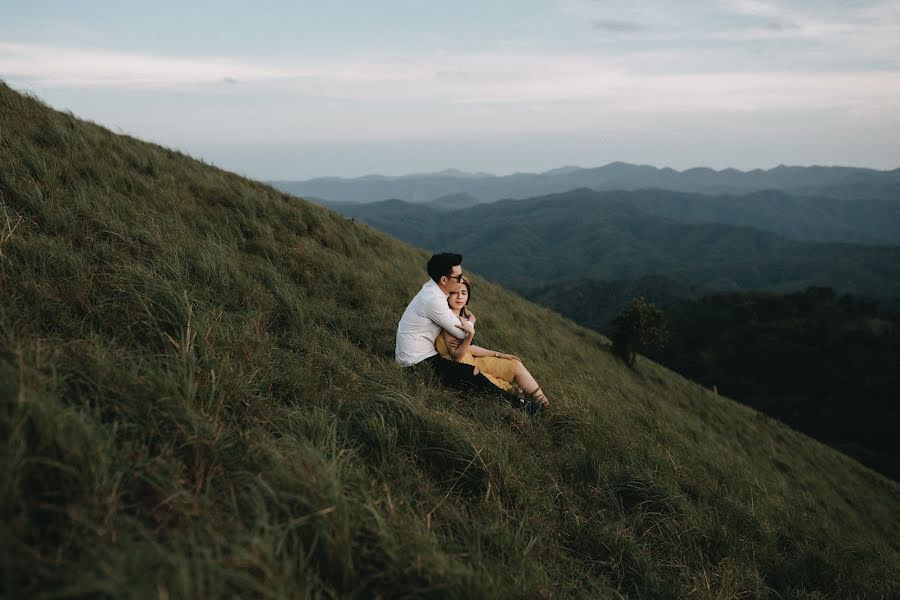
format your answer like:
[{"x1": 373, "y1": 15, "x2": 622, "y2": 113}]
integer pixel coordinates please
[{"x1": 524, "y1": 386, "x2": 550, "y2": 414}]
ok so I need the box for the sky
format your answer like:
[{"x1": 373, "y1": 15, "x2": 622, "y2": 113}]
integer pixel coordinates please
[{"x1": 2, "y1": 0, "x2": 899, "y2": 180}]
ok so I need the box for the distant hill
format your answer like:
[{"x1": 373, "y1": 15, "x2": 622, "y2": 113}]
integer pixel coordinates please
[
  {"x1": 520, "y1": 275, "x2": 706, "y2": 332},
  {"x1": 271, "y1": 161, "x2": 900, "y2": 206},
  {"x1": 427, "y1": 191, "x2": 482, "y2": 211},
  {"x1": 322, "y1": 187, "x2": 900, "y2": 245},
  {"x1": 625, "y1": 189, "x2": 900, "y2": 245},
  {"x1": 3, "y1": 81, "x2": 899, "y2": 598},
  {"x1": 327, "y1": 190, "x2": 900, "y2": 296}
]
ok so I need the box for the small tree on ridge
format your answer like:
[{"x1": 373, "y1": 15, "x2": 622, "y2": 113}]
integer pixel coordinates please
[{"x1": 611, "y1": 297, "x2": 669, "y2": 368}]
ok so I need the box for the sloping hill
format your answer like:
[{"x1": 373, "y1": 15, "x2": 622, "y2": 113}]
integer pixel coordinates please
[
  {"x1": 328, "y1": 193, "x2": 900, "y2": 294},
  {"x1": 2, "y1": 81, "x2": 899, "y2": 598}
]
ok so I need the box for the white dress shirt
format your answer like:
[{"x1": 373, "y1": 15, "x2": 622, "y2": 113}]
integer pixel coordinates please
[{"x1": 395, "y1": 279, "x2": 468, "y2": 367}]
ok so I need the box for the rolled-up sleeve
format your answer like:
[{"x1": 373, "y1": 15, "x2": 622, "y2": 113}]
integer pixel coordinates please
[{"x1": 423, "y1": 296, "x2": 467, "y2": 339}]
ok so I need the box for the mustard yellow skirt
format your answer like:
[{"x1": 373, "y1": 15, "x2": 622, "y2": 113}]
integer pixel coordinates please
[
  {"x1": 435, "y1": 335, "x2": 517, "y2": 392},
  {"x1": 473, "y1": 355, "x2": 517, "y2": 392}
]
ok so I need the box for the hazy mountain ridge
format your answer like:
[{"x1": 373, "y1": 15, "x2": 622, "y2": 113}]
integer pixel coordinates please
[
  {"x1": 326, "y1": 190, "x2": 900, "y2": 296},
  {"x1": 625, "y1": 189, "x2": 900, "y2": 245},
  {"x1": 271, "y1": 161, "x2": 900, "y2": 206},
  {"x1": 317, "y1": 186, "x2": 900, "y2": 245}
]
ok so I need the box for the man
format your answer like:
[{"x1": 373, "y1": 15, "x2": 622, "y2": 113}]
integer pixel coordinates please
[{"x1": 395, "y1": 252, "x2": 498, "y2": 391}]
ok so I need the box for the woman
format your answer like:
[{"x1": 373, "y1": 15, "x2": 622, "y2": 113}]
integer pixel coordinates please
[{"x1": 435, "y1": 279, "x2": 550, "y2": 409}]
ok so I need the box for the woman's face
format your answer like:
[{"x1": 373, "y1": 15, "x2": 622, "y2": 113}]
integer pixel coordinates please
[{"x1": 448, "y1": 286, "x2": 469, "y2": 312}]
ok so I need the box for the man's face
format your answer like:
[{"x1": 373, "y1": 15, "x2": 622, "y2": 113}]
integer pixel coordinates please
[{"x1": 440, "y1": 265, "x2": 464, "y2": 294}]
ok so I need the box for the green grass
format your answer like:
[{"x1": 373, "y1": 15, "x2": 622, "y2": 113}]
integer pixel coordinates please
[{"x1": 2, "y1": 80, "x2": 899, "y2": 598}]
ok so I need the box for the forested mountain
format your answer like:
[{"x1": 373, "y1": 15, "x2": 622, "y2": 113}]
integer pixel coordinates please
[
  {"x1": 322, "y1": 186, "x2": 900, "y2": 246},
  {"x1": 327, "y1": 190, "x2": 900, "y2": 295},
  {"x1": 272, "y1": 162, "x2": 900, "y2": 206},
  {"x1": 521, "y1": 280, "x2": 900, "y2": 481},
  {"x1": 624, "y1": 189, "x2": 900, "y2": 245},
  {"x1": 651, "y1": 288, "x2": 900, "y2": 481},
  {"x1": 520, "y1": 275, "x2": 706, "y2": 332}
]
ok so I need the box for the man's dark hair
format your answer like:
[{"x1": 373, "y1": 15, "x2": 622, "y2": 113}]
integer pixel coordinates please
[{"x1": 427, "y1": 252, "x2": 462, "y2": 283}]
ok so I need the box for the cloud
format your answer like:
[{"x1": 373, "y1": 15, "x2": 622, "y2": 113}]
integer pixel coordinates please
[
  {"x1": 716, "y1": 0, "x2": 900, "y2": 42},
  {"x1": 3, "y1": 41, "x2": 899, "y2": 142},
  {"x1": 572, "y1": 0, "x2": 900, "y2": 53},
  {"x1": 727, "y1": 0, "x2": 799, "y2": 26},
  {"x1": 0, "y1": 42, "x2": 292, "y2": 88},
  {"x1": 761, "y1": 19, "x2": 797, "y2": 32},
  {"x1": 592, "y1": 18, "x2": 648, "y2": 33}
]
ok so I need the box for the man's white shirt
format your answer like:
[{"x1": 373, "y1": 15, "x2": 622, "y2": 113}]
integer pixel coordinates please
[{"x1": 395, "y1": 279, "x2": 468, "y2": 367}]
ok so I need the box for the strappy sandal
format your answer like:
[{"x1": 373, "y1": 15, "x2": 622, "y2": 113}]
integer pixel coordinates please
[{"x1": 524, "y1": 386, "x2": 550, "y2": 414}]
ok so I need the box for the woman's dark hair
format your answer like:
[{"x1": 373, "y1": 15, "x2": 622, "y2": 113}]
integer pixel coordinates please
[{"x1": 427, "y1": 252, "x2": 462, "y2": 283}]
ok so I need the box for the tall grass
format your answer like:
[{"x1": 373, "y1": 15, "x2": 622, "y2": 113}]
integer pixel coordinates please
[{"x1": 2, "y1": 80, "x2": 899, "y2": 598}]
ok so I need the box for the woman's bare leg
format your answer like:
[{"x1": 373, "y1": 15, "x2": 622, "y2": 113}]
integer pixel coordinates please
[{"x1": 514, "y1": 362, "x2": 549, "y2": 407}]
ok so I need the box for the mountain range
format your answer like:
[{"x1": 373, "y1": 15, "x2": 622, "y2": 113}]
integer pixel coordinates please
[
  {"x1": 324, "y1": 190, "x2": 900, "y2": 296},
  {"x1": 271, "y1": 161, "x2": 900, "y2": 206}
]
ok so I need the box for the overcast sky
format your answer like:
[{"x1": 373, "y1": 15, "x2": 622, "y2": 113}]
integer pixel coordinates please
[{"x1": 2, "y1": 0, "x2": 899, "y2": 179}]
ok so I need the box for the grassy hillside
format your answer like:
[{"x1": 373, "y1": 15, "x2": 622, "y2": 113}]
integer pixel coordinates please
[{"x1": 2, "y1": 81, "x2": 899, "y2": 598}]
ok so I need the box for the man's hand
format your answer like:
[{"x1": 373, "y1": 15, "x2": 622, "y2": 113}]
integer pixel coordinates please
[{"x1": 455, "y1": 319, "x2": 475, "y2": 336}]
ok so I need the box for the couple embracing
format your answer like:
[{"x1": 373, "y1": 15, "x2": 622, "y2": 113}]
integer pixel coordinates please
[{"x1": 395, "y1": 252, "x2": 550, "y2": 411}]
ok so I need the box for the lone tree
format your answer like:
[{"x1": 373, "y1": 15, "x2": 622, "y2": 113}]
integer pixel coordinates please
[{"x1": 610, "y1": 297, "x2": 669, "y2": 367}]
